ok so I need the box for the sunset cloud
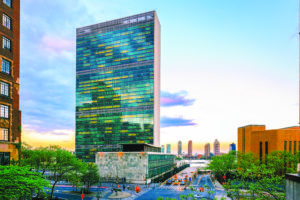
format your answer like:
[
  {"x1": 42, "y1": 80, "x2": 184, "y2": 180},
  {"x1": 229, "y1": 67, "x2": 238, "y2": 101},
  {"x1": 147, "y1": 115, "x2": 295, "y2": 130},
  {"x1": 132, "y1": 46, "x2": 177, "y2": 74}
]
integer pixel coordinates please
[
  {"x1": 161, "y1": 91, "x2": 195, "y2": 107},
  {"x1": 41, "y1": 35, "x2": 73, "y2": 53},
  {"x1": 22, "y1": 125, "x2": 75, "y2": 151},
  {"x1": 161, "y1": 116, "x2": 197, "y2": 128}
]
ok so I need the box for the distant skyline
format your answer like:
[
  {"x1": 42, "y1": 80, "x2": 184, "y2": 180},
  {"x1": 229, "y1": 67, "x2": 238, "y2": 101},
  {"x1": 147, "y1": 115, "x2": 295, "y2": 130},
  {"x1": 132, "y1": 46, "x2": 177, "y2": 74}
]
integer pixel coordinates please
[{"x1": 21, "y1": 0, "x2": 299, "y2": 153}]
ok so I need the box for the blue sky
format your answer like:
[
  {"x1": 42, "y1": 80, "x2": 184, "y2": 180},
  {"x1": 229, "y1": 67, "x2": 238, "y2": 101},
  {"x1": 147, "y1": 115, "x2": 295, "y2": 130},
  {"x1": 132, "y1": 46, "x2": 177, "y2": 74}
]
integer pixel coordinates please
[{"x1": 21, "y1": 0, "x2": 299, "y2": 152}]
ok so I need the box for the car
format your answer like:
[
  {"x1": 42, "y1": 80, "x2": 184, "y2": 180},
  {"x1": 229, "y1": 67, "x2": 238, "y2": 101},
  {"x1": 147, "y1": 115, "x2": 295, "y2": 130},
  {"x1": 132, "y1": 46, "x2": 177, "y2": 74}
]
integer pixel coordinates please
[
  {"x1": 166, "y1": 180, "x2": 172, "y2": 185},
  {"x1": 180, "y1": 181, "x2": 185, "y2": 185},
  {"x1": 178, "y1": 178, "x2": 182, "y2": 182},
  {"x1": 174, "y1": 180, "x2": 179, "y2": 185},
  {"x1": 171, "y1": 178, "x2": 175, "y2": 182}
]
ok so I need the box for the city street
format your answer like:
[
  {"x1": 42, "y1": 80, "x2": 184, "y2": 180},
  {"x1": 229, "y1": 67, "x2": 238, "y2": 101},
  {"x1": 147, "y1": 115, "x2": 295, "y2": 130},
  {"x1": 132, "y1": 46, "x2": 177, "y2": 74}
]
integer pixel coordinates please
[
  {"x1": 135, "y1": 174, "x2": 227, "y2": 200},
  {"x1": 49, "y1": 167, "x2": 228, "y2": 200}
]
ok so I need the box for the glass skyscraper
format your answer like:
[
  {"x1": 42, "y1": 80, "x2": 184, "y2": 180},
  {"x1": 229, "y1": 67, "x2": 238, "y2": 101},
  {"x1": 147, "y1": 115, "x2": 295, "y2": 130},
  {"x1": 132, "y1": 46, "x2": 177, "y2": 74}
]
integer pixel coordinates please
[{"x1": 76, "y1": 11, "x2": 160, "y2": 162}]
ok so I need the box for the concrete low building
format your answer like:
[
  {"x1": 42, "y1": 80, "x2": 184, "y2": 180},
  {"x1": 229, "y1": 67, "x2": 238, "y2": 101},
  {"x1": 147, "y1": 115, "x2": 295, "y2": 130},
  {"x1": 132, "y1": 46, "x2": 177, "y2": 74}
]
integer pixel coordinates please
[
  {"x1": 96, "y1": 144, "x2": 175, "y2": 184},
  {"x1": 285, "y1": 173, "x2": 300, "y2": 200}
]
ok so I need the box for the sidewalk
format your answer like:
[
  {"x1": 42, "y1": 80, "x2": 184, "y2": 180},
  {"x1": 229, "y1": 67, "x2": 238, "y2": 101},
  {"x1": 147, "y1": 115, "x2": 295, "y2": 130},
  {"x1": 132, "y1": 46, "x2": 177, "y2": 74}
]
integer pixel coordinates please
[
  {"x1": 213, "y1": 180, "x2": 230, "y2": 200},
  {"x1": 92, "y1": 186, "x2": 153, "y2": 200},
  {"x1": 214, "y1": 195, "x2": 231, "y2": 200},
  {"x1": 214, "y1": 180, "x2": 225, "y2": 191}
]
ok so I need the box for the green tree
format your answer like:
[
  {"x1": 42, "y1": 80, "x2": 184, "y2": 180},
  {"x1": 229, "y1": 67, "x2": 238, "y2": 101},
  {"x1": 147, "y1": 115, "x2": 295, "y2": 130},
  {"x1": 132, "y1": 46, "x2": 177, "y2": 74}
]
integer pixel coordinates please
[
  {"x1": 22, "y1": 146, "x2": 58, "y2": 198},
  {"x1": 209, "y1": 151, "x2": 288, "y2": 200},
  {"x1": 21, "y1": 146, "x2": 88, "y2": 199},
  {"x1": 0, "y1": 165, "x2": 49, "y2": 200},
  {"x1": 68, "y1": 164, "x2": 86, "y2": 192},
  {"x1": 247, "y1": 164, "x2": 285, "y2": 200},
  {"x1": 22, "y1": 146, "x2": 56, "y2": 176},
  {"x1": 236, "y1": 152, "x2": 258, "y2": 172},
  {"x1": 267, "y1": 151, "x2": 297, "y2": 175},
  {"x1": 48, "y1": 148, "x2": 83, "y2": 199},
  {"x1": 223, "y1": 152, "x2": 286, "y2": 200},
  {"x1": 81, "y1": 162, "x2": 100, "y2": 193},
  {"x1": 207, "y1": 151, "x2": 237, "y2": 181}
]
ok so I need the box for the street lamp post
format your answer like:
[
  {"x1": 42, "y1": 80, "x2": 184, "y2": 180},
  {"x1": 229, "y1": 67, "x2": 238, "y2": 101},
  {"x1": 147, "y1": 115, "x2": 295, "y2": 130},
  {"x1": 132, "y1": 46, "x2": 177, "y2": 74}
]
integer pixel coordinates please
[{"x1": 96, "y1": 180, "x2": 101, "y2": 200}]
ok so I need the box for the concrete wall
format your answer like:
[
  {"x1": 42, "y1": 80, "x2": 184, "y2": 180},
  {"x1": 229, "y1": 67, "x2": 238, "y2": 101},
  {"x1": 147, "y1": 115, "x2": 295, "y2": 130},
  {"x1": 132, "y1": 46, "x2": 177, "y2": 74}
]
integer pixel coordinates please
[
  {"x1": 96, "y1": 152, "x2": 148, "y2": 184},
  {"x1": 286, "y1": 178, "x2": 300, "y2": 200}
]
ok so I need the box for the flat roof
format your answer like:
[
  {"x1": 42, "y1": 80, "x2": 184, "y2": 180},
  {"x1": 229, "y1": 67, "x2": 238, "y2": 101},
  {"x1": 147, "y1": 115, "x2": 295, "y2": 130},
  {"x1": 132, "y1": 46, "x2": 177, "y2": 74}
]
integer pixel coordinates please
[
  {"x1": 77, "y1": 11, "x2": 156, "y2": 34},
  {"x1": 120, "y1": 143, "x2": 160, "y2": 148},
  {"x1": 286, "y1": 173, "x2": 300, "y2": 183},
  {"x1": 280, "y1": 126, "x2": 300, "y2": 130},
  {"x1": 238, "y1": 124, "x2": 265, "y2": 128}
]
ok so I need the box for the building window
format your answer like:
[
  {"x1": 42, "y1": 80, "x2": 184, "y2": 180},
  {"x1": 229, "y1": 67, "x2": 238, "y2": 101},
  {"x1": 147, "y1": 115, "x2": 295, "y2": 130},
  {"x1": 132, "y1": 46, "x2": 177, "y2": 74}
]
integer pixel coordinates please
[
  {"x1": 0, "y1": 128, "x2": 8, "y2": 141},
  {"x1": 0, "y1": 105, "x2": 8, "y2": 118},
  {"x1": 294, "y1": 141, "x2": 296, "y2": 155},
  {"x1": 265, "y1": 141, "x2": 268, "y2": 164},
  {"x1": 0, "y1": 152, "x2": 10, "y2": 165},
  {"x1": 2, "y1": 14, "x2": 11, "y2": 29},
  {"x1": 0, "y1": 82, "x2": 9, "y2": 96},
  {"x1": 2, "y1": 59, "x2": 10, "y2": 74},
  {"x1": 284, "y1": 141, "x2": 287, "y2": 151},
  {"x1": 3, "y1": 0, "x2": 11, "y2": 7},
  {"x1": 289, "y1": 141, "x2": 292, "y2": 153},
  {"x1": 2, "y1": 36, "x2": 11, "y2": 51},
  {"x1": 259, "y1": 142, "x2": 262, "y2": 163}
]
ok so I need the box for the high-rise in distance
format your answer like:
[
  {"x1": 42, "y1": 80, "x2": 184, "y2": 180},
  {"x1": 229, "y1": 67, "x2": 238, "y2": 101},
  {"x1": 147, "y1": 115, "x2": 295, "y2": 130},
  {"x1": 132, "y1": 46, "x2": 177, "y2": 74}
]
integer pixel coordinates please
[
  {"x1": 188, "y1": 140, "x2": 192, "y2": 157},
  {"x1": 214, "y1": 139, "x2": 220, "y2": 156},
  {"x1": 75, "y1": 11, "x2": 160, "y2": 162},
  {"x1": 229, "y1": 142, "x2": 236, "y2": 151},
  {"x1": 204, "y1": 143, "x2": 210, "y2": 158},
  {"x1": 178, "y1": 140, "x2": 182, "y2": 155},
  {"x1": 0, "y1": 0, "x2": 21, "y2": 165},
  {"x1": 166, "y1": 144, "x2": 171, "y2": 153}
]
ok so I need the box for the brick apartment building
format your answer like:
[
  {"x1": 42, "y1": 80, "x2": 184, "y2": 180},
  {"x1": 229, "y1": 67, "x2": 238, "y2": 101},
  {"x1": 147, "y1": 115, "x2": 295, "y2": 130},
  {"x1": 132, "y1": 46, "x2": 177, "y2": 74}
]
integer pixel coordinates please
[{"x1": 0, "y1": 0, "x2": 21, "y2": 165}]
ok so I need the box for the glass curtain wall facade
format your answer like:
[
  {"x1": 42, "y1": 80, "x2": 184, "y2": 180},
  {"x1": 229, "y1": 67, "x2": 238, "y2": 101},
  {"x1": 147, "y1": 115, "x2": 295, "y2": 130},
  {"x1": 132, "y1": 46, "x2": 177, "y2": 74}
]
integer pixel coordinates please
[
  {"x1": 148, "y1": 154, "x2": 175, "y2": 178},
  {"x1": 76, "y1": 11, "x2": 160, "y2": 162}
]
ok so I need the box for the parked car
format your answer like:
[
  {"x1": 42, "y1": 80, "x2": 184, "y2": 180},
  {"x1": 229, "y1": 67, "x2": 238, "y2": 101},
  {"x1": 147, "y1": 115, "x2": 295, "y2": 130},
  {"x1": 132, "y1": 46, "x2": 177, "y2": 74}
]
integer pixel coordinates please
[
  {"x1": 174, "y1": 180, "x2": 179, "y2": 185},
  {"x1": 166, "y1": 179, "x2": 172, "y2": 185},
  {"x1": 171, "y1": 178, "x2": 175, "y2": 182},
  {"x1": 180, "y1": 181, "x2": 185, "y2": 185}
]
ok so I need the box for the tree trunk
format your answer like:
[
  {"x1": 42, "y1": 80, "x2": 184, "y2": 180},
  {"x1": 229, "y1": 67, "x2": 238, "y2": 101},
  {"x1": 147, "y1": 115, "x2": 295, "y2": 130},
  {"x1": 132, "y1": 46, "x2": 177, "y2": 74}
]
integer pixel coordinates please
[{"x1": 50, "y1": 181, "x2": 58, "y2": 200}]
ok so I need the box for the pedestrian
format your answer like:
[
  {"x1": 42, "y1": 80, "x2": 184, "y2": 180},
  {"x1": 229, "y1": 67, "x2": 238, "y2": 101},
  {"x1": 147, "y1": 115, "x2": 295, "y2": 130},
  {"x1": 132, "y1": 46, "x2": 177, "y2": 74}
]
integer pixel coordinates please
[{"x1": 123, "y1": 184, "x2": 125, "y2": 191}]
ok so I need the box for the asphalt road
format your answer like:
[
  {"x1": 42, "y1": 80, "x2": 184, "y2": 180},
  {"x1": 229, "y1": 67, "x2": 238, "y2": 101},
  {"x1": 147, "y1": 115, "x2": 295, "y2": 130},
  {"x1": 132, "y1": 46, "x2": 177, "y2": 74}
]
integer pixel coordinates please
[
  {"x1": 48, "y1": 171, "x2": 227, "y2": 200},
  {"x1": 50, "y1": 192, "x2": 94, "y2": 200},
  {"x1": 136, "y1": 174, "x2": 225, "y2": 200}
]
